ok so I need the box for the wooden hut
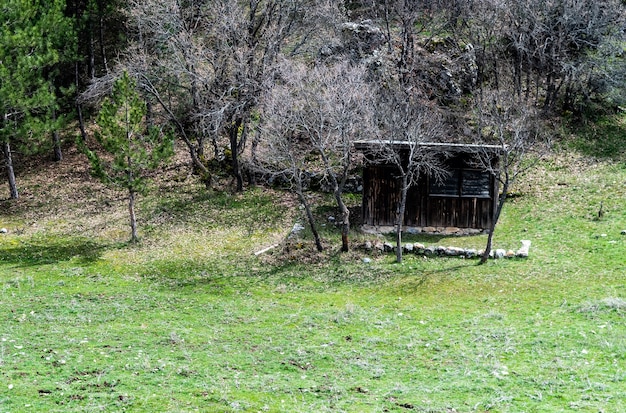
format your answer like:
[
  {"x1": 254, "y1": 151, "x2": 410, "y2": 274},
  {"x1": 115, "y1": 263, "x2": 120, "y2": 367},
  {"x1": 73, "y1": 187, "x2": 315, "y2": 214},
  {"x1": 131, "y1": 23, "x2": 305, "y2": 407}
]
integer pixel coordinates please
[{"x1": 355, "y1": 142, "x2": 502, "y2": 231}]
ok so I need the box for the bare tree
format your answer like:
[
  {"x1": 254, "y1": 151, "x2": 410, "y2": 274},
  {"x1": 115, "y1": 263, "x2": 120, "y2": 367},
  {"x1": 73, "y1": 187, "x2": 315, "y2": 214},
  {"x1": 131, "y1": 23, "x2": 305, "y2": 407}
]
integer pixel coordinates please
[
  {"x1": 369, "y1": 88, "x2": 446, "y2": 263},
  {"x1": 124, "y1": 0, "x2": 344, "y2": 191},
  {"x1": 472, "y1": 90, "x2": 550, "y2": 263},
  {"x1": 269, "y1": 59, "x2": 376, "y2": 251},
  {"x1": 461, "y1": 0, "x2": 626, "y2": 112},
  {"x1": 256, "y1": 75, "x2": 325, "y2": 252},
  {"x1": 120, "y1": 0, "x2": 216, "y2": 187}
]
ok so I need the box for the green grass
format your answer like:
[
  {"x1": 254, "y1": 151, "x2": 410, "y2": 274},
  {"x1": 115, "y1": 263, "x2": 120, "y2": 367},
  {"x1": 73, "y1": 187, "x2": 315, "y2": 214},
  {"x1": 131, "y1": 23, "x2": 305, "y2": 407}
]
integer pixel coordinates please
[
  {"x1": 1, "y1": 142, "x2": 625, "y2": 412},
  {"x1": 569, "y1": 114, "x2": 626, "y2": 161}
]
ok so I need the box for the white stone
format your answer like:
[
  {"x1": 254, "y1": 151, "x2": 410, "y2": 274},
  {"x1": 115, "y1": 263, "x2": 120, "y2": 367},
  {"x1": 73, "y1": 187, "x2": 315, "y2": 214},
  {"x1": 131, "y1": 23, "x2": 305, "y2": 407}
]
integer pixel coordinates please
[
  {"x1": 445, "y1": 246, "x2": 465, "y2": 256},
  {"x1": 0, "y1": 228, "x2": 7, "y2": 234},
  {"x1": 516, "y1": 240, "x2": 531, "y2": 258},
  {"x1": 495, "y1": 249, "x2": 506, "y2": 259},
  {"x1": 465, "y1": 249, "x2": 477, "y2": 258}
]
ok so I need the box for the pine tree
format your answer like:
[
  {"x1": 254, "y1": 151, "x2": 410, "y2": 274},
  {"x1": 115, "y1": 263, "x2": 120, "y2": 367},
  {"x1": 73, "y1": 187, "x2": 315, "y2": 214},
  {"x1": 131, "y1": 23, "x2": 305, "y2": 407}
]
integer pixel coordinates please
[
  {"x1": 0, "y1": 0, "x2": 75, "y2": 199},
  {"x1": 82, "y1": 72, "x2": 174, "y2": 243}
]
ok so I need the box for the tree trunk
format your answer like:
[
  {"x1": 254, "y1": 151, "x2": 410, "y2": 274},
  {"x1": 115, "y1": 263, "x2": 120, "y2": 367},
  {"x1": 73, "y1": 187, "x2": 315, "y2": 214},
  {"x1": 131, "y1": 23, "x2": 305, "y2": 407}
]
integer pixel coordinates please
[
  {"x1": 480, "y1": 180, "x2": 508, "y2": 264},
  {"x1": 334, "y1": 189, "x2": 350, "y2": 252},
  {"x1": 52, "y1": 108, "x2": 62, "y2": 162},
  {"x1": 128, "y1": 189, "x2": 138, "y2": 243},
  {"x1": 77, "y1": 103, "x2": 90, "y2": 144},
  {"x1": 146, "y1": 84, "x2": 212, "y2": 189},
  {"x1": 53, "y1": 130, "x2": 62, "y2": 162},
  {"x1": 98, "y1": 11, "x2": 108, "y2": 74},
  {"x1": 295, "y1": 173, "x2": 323, "y2": 252},
  {"x1": 395, "y1": 175, "x2": 409, "y2": 263},
  {"x1": 127, "y1": 148, "x2": 138, "y2": 243},
  {"x1": 248, "y1": 130, "x2": 261, "y2": 187},
  {"x1": 229, "y1": 119, "x2": 244, "y2": 192},
  {"x1": 3, "y1": 140, "x2": 19, "y2": 199},
  {"x1": 88, "y1": 19, "x2": 96, "y2": 80},
  {"x1": 383, "y1": 0, "x2": 392, "y2": 53}
]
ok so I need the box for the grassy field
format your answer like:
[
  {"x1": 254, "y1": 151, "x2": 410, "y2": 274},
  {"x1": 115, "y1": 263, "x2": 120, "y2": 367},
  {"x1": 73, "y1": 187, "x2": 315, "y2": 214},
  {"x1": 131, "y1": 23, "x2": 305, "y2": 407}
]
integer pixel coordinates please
[{"x1": 1, "y1": 125, "x2": 625, "y2": 412}]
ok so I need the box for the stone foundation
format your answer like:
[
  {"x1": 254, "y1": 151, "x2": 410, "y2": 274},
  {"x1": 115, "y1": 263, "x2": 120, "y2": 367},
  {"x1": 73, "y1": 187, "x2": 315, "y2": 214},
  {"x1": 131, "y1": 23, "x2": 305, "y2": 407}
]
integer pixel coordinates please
[
  {"x1": 361, "y1": 225, "x2": 488, "y2": 236},
  {"x1": 361, "y1": 240, "x2": 532, "y2": 259}
]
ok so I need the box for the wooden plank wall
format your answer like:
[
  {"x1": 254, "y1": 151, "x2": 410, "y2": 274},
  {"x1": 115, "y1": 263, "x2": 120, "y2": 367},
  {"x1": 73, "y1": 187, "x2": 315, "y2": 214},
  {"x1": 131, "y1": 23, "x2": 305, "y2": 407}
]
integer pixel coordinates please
[{"x1": 362, "y1": 165, "x2": 495, "y2": 229}]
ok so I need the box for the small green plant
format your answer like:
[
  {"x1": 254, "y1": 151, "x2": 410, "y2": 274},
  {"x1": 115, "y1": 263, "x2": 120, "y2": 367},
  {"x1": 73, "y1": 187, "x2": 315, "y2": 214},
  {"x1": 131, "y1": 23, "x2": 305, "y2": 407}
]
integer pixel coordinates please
[{"x1": 81, "y1": 71, "x2": 173, "y2": 243}]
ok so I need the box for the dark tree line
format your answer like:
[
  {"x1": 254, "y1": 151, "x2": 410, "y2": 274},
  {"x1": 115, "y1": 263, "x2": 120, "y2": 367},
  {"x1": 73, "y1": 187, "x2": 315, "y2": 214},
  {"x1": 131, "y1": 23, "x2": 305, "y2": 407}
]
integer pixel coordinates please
[{"x1": 1, "y1": 0, "x2": 127, "y2": 199}]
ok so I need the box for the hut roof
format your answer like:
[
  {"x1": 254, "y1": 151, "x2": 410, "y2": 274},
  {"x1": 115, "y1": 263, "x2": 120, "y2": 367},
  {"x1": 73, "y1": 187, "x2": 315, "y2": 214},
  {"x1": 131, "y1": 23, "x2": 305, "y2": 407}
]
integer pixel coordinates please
[{"x1": 354, "y1": 141, "x2": 504, "y2": 152}]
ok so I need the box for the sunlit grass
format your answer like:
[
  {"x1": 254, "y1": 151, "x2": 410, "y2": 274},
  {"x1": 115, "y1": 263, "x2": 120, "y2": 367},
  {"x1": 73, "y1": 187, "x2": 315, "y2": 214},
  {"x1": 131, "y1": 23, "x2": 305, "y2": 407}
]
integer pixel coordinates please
[{"x1": 1, "y1": 141, "x2": 625, "y2": 412}]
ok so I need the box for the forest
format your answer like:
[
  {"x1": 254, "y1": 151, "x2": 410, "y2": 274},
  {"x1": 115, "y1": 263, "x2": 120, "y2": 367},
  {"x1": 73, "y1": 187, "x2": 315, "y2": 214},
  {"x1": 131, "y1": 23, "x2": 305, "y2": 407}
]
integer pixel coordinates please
[{"x1": 2, "y1": 0, "x2": 625, "y2": 253}]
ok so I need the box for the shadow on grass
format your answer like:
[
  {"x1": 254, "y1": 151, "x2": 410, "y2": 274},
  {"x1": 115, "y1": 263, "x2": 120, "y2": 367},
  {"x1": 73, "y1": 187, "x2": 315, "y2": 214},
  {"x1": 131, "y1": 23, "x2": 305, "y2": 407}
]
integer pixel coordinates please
[
  {"x1": 0, "y1": 236, "x2": 117, "y2": 267},
  {"x1": 140, "y1": 258, "x2": 254, "y2": 290},
  {"x1": 148, "y1": 189, "x2": 286, "y2": 229},
  {"x1": 383, "y1": 259, "x2": 481, "y2": 295}
]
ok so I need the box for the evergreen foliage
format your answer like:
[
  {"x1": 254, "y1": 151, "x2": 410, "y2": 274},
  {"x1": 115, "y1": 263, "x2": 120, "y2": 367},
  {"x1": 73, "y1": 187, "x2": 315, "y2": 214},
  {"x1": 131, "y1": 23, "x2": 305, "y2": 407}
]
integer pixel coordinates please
[
  {"x1": 0, "y1": 0, "x2": 75, "y2": 198},
  {"x1": 82, "y1": 71, "x2": 173, "y2": 242}
]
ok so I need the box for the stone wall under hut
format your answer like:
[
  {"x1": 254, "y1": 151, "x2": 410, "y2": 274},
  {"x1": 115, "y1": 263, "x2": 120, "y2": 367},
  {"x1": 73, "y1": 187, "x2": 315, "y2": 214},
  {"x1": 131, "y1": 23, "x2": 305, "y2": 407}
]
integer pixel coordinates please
[{"x1": 359, "y1": 240, "x2": 532, "y2": 260}]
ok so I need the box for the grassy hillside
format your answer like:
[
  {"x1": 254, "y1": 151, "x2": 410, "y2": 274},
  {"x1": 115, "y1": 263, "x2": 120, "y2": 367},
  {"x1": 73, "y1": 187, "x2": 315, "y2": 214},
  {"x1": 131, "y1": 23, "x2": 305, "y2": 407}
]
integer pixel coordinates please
[{"x1": 0, "y1": 125, "x2": 625, "y2": 412}]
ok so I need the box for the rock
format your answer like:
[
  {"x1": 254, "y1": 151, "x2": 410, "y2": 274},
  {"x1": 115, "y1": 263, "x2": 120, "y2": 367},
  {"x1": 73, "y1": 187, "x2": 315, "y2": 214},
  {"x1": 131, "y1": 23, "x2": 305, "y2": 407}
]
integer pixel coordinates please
[
  {"x1": 403, "y1": 243, "x2": 414, "y2": 253},
  {"x1": 464, "y1": 249, "x2": 477, "y2": 258},
  {"x1": 621, "y1": 230, "x2": 626, "y2": 235},
  {"x1": 423, "y1": 227, "x2": 437, "y2": 233},
  {"x1": 327, "y1": 216, "x2": 336, "y2": 223},
  {"x1": 0, "y1": 228, "x2": 7, "y2": 234},
  {"x1": 289, "y1": 223, "x2": 305, "y2": 239},
  {"x1": 414, "y1": 243, "x2": 426, "y2": 255},
  {"x1": 424, "y1": 246, "x2": 437, "y2": 256},
  {"x1": 495, "y1": 249, "x2": 506, "y2": 259},
  {"x1": 362, "y1": 257, "x2": 372, "y2": 264},
  {"x1": 363, "y1": 241, "x2": 373, "y2": 252},
  {"x1": 374, "y1": 242, "x2": 385, "y2": 252},
  {"x1": 341, "y1": 20, "x2": 382, "y2": 35},
  {"x1": 443, "y1": 227, "x2": 460, "y2": 235},
  {"x1": 361, "y1": 225, "x2": 379, "y2": 235},
  {"x1": 435, "y1": 246, "x2": 447, "y2": 255},
  {"x1": 383, "y1": 242, "x2": 394, "y2": 253},
  {"x1": 505, "y1": 250, "x2": 516, "y2": 258},
  {"x1": 516, "y1": 240, "x2": 531, "y2": 258},
  {"x1": 444, "y1": 246, "x2": 465, "y2": 256},
  {"x1": 406, "y1": 227, "x2": 421, "y2": 235}
]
